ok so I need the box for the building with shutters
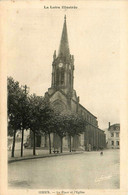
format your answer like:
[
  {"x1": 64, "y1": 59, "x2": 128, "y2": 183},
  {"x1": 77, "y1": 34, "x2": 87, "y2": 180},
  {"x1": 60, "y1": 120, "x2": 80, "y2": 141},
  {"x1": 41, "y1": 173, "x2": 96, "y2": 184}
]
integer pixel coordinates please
[{"x1": 105, "y1": 122, "x2": 120, "y2": 149}]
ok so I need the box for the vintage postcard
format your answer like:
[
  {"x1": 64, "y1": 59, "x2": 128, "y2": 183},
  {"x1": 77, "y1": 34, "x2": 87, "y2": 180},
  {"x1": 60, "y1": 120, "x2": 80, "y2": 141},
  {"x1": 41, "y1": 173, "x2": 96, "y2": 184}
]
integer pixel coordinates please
[{"x1": 0, "y1": 1, "x2": 128, "y2": 195}]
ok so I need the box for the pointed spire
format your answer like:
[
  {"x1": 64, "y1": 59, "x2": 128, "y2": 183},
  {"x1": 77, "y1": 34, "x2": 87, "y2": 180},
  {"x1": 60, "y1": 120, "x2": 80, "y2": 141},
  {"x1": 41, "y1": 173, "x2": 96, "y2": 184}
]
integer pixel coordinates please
[
  {"x1": 64, "y1": 15, "x2": 66, "y2": 21},
  {"x1": 58, "y1": 15, "x2": 70, "y2": 58}
]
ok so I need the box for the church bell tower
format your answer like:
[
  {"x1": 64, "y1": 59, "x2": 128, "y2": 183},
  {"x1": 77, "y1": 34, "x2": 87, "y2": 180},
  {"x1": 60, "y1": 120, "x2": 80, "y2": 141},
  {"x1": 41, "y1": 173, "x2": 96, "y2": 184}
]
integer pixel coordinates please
[{"x1": 51, "y1": 15, "x2": 75, "y2": 95}]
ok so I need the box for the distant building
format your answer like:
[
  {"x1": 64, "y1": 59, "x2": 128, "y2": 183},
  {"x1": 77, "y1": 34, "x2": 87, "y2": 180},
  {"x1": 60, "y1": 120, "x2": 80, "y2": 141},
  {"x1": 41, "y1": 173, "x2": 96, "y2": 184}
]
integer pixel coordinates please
[
  {"x1": 8, "y1": 130, "x2": 30, "y2": 150},
  {"x1": 30, "y1": 16, "x2": 106, "y2": 151},
  {"x1": 105, "y1": 122, "x2": 120, "y2": 149}
]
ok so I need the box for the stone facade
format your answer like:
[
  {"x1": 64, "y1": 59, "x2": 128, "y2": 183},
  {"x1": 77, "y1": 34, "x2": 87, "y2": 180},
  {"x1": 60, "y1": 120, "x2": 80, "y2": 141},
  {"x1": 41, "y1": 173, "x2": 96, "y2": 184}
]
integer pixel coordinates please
[{"x1": 31, "y1": 16, "x2": 106, "y2": 151}]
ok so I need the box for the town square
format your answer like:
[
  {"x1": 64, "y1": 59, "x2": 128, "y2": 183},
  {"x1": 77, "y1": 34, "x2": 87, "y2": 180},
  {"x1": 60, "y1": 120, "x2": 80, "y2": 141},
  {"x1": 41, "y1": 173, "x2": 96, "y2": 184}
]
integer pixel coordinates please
[
  {"x1": 8, "y1": 149, "x2": 119, "y2": 189},
  {"x1": 7, "y1": 7, "x2": 120, "y2": 190}
]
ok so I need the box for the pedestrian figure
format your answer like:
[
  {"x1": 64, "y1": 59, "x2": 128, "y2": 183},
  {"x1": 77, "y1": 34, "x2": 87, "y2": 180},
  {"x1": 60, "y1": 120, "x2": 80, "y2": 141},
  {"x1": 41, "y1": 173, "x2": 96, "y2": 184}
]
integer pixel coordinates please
[{"x1": 100, "y1": 151, "x2": 103, "y2": 156}]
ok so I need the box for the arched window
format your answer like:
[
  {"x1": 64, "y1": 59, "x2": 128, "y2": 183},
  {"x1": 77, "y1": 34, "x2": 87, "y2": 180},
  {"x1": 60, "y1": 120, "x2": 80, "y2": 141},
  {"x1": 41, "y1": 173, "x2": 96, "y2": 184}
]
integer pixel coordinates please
[
  {"x1": 69, "y1": 71, "x2": 72, "y2": 86},
  {"x1": 56, "y1": 69, "x2": 59, "y2": 85},
  {"x1": 61, "y1": 68, "x2": 65, "y2": 85}
]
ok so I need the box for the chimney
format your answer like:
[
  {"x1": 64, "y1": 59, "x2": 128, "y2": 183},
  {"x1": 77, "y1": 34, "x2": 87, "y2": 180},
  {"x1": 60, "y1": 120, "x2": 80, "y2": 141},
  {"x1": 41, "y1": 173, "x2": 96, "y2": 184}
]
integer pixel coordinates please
[{"x1": 108, "y1": 122, "x2": 111, "y2": 129}]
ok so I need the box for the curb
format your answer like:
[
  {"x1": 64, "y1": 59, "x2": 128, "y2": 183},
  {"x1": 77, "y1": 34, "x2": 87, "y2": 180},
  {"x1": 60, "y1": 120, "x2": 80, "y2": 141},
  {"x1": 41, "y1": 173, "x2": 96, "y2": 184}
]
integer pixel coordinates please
[{"x1": 8, "y1": 151, "x2": 84, "y2": 164}]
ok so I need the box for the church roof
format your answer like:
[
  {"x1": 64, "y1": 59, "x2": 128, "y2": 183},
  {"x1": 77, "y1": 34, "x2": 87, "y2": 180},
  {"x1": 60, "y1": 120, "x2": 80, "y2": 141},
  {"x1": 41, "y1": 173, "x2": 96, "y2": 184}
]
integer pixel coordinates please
[
  {"x1": 110, "y1": 123, "x2": 120, "y2": 127},
  {"x1": 58, "y1": 15, "x2": 70, "y2": 58}
]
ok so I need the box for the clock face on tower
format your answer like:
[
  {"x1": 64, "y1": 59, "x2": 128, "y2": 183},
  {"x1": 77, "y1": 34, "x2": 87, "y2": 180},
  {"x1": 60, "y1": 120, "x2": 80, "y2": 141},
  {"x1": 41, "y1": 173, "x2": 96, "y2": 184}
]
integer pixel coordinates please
[{"x1": 58, "y1": 63, "x2": 63, "y2": 68}]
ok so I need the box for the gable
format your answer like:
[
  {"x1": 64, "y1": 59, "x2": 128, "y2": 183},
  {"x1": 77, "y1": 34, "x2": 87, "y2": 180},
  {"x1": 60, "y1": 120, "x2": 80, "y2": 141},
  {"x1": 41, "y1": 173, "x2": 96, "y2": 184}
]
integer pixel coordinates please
[{"x1": 49, "y1": 91, "x2": 67, "y2": 106}]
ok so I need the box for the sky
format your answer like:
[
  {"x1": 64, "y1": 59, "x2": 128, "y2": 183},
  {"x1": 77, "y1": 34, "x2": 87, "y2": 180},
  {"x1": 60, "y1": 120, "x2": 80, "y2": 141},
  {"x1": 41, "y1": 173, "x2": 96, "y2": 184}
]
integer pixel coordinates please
[{"x1": 6, "y1": 3, "x2": 120, "y2": 129}]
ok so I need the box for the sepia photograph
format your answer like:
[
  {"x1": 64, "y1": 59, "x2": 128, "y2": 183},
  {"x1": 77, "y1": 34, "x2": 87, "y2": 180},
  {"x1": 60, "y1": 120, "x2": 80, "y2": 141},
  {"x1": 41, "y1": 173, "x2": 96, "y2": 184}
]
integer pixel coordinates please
[{"x1": 0, "y1": 1, "x2": 128, "y2": 195}]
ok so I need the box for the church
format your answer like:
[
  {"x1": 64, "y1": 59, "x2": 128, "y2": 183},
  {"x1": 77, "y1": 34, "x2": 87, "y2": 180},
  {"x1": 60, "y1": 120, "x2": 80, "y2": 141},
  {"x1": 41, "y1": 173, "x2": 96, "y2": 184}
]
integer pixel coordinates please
[{"x1": 32, "y1": 16, "x2": 106, "y2": 151}]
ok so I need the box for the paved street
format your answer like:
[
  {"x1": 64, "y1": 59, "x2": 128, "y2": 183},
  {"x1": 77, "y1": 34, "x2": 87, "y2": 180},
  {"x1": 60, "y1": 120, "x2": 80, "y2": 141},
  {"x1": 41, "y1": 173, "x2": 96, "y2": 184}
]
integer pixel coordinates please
[
  {"x1": 8, "y1": 147, "x2": 49, "y2": 160},
  {"x1": 8, "y1": 149, "x2": 119, "y2": 189}
]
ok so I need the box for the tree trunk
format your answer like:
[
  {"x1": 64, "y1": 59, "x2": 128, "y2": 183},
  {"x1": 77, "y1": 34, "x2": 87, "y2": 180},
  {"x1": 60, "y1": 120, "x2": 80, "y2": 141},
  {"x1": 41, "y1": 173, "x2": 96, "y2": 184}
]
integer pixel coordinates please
[
  {"x1": 60, "y1": 137, "x2": 63, "y2": 153},
  {"x1": 21, "y1": 128, "x2": 24, "y2": 157},
  {"x1": 44, "y1": 133, "x2": 47, "y2": 147},
  {"x1": 48, "y1": 133, "x2": 51, "y2": 154},
  {"x1": 33, "y1": 131, "x2": 36, "y2": 155},
  {"x1": 11, "y1": 129, "x2": 16, "y2": 157},
  {"x1": 69, "y1": 135, "x2": 72, "y2": 152}
]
